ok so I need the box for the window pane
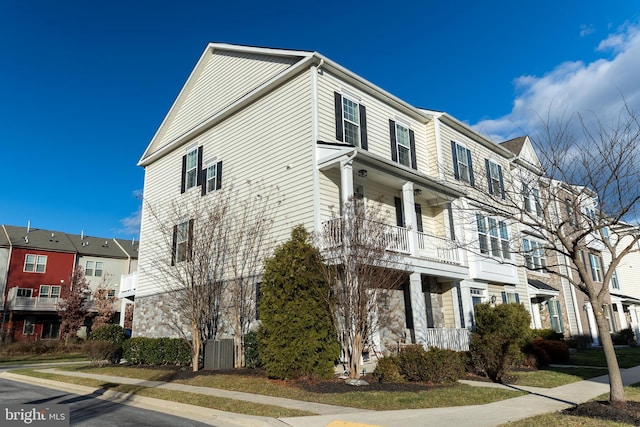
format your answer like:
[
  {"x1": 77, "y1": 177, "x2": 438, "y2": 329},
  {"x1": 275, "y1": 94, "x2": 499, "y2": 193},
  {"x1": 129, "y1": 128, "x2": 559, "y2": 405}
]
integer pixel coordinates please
[
  {"x1": 40, "y1": 286, "x2": 50, "y2": 297},
  {"x1": 51, "y1": 286, "x2": 61, "y2": 298},
  {"x1": 186, "y1": 149, "x2": 198, "y2": 169},
  {"x1": 25, "y1": 254, "x2": 35, "y2": 272},
  {"x1": 207, "y1": 164, "x2": 217, "y2": 192},
  {"x1": 398, "y1": 146, "x2": 411, "y2": 167},
  {"x1": 186, "y1": 149, "x2": 198, "y2": 189},
  {"x1": 95, "y1": 262, "x2": 103, "y2": 277},
  {"x1": 396, "y1": 124, "x2": 410, "y2": 148},
  {"x1": 342, "y1": 98, "x2": 360, "y2": 146},
  {"x1": 344, "y1": 121, "x2": 359, "y2": 146}
]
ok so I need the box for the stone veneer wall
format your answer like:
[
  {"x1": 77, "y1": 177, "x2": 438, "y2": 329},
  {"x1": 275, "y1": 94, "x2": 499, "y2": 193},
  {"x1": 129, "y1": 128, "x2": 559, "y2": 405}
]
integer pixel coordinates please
[{"x1": 133, "y1": 293, "x2": 190, "y2": 338}]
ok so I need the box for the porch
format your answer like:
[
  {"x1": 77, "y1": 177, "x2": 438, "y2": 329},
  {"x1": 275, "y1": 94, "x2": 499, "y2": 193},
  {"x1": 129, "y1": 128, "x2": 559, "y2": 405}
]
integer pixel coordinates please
[{"x1": 5, "y1": 287, "x2": 62, "y2": 311}]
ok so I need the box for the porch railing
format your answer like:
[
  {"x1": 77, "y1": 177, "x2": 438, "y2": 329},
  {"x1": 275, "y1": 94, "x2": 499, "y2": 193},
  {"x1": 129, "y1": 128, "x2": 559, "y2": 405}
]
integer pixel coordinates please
[
  {"x1": 424, "y1": 328, "x2": 471, "y2": 351},
  {"x1": 322, "y1": 217, "x2": 458, "y2": 262},
  {"x1": 417, "y1": 231, "x2": 460, "y2": 264},
  {"x1": 6, "y1": 288, "x2": 62, "y2": 311}
]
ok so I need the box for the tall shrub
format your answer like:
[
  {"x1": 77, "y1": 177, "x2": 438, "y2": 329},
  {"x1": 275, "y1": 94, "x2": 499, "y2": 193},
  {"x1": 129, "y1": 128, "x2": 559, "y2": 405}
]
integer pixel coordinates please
[
  {"x1": 258, "y1": 226, "x2": 339, "y2": 379},
  {"x1": 471, "y1": 302, "x2": 531, "y2": 383}
]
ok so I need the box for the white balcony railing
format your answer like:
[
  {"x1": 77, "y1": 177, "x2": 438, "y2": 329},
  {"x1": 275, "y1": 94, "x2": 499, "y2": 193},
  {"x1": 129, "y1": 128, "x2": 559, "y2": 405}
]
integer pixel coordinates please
[
  {"x1": 118, "y1": 271, "x2": 137, "y2": 299},
  {"x1": 5, "y1": 287, "x2": 62, "y2": 311},
  {"x1": 424, "y1": 328, "x2": 471, "y2": 352},
  {"x1": 322, "y1": 218, "x2": 460, "y2": 264}
]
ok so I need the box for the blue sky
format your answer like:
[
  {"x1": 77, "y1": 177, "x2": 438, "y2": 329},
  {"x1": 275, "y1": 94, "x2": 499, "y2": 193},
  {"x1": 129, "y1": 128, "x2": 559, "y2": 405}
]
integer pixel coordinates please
[{"x1": 1, "y1": 1, "x2": 639, "y2": 239}]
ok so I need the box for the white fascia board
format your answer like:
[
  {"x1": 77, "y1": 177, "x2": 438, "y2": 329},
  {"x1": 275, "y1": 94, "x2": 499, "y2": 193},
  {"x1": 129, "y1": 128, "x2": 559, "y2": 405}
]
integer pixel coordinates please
[
  {"x1": 439, "y1": 113, "x2": 515, "y2": 159},
  {"x1": 139, "y1": 54, "x2": 316, "y2": 166},
  {"x1": 207, "y1": 42, "x2": 315, "y2": 59}
]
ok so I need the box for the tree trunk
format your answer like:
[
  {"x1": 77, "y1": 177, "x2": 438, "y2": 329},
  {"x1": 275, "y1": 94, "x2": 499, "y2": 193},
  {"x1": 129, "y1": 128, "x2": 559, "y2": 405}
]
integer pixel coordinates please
[
  {"x1": 348, "y1": 334, "x2": 363, "y2": 379},
  {"x1": 191, "y1": 328, "x2": 201, "y2": 372},
  {"x1": 593, "y1": 301, "x2": 626, "y2": 403}
]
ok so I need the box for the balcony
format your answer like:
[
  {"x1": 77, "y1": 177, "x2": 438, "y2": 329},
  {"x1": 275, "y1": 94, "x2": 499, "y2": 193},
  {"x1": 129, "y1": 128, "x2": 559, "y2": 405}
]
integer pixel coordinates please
[
  {"x1": 323, "y1": 218, "x2": 462, "y2": 265},
  {"x1": 118, "y1": 271, "x2": 137, "y2": 300},
  {"x1": 5, "y1": 287, "x2": 62, "y2": 312}
]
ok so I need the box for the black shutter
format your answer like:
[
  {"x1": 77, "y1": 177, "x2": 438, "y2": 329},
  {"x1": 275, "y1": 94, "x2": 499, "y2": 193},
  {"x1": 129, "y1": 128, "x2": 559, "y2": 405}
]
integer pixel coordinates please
[
  {"x1": 389, "y1": 120, "x2": 397, "y2": 162},
  {"x1": 394, "y1": 196, "x2": 404, "y2": 227},
  {"x1": 334, "y1": 92, "x2": 343, "y2": 142},
  {"x1": 501, "y1": 291, "x2": 507, "y2": 303},
  {"x1": 467, "y1": 148, "x2": 475, "y2": 187},
  {"x1": 414, "y1": 203, "x2": 423, "y2": 232},
  {"x1": 515, "y1": 293, "x2": 520, "y2": 303},
  {"x1": 216, "y1": 161, "x2": 223, "y2": 190},
  {"x1": 451, "y1": 141, "x2": 459, "y2": 180},
  {"x1": 180, "y1": 155, "x2": 187, "y2": 194},
  {"x1": 187, "y1": 219, "x2": 194, "y2": 261},
  {"x1": 409, "y1": 129, "x2": 417, "y2": 170},
  {"x1": 359, "y1": 104, "x2": 368, "y2": 150},
  {"x1": 196, "y1": 146, "x2": 203, "y2": 186},
  {"x1": 171, "y1": 225, "x2": 178, "y2": 266},
  {"x1": 201, "y1": 168, "x2": 207, "y2": 196},
  {"x1": 485, "y1": 159, "x2": 493, "y2": 194},
  {"x1": 498, "y1": 164, "x2": 505, "y2": 199}
]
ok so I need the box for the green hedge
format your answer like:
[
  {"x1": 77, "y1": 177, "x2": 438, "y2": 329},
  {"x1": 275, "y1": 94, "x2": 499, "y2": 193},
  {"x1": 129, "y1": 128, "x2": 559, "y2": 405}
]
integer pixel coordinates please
[
  {"x1": 88, "y1": 325, "x2": 127, "y2": 363},
  {"x1": 373, "y1": 346, "x2": 465, "y2": 384},
  {"x1": 122, "y1": 337, "x2": 191, "y2": 366}
]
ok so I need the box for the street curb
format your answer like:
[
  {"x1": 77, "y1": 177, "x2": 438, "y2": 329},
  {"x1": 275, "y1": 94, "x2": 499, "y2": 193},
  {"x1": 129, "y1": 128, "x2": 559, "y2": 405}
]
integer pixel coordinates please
[{"x1": 0, "y1": 371, "x2": 289, "y2": 427}]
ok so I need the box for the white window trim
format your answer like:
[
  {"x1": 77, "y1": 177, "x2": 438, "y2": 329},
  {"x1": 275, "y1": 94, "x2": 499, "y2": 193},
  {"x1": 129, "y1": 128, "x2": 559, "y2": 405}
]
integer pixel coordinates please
[
  {"x1": 341, "y1": 95, "x2": 360, "y2": 147},
  {"x1": 206, "y1": 162, "x2": 218, "y2": 193},
  {"x1": 477, "y1": 214, "x2": 511, "y2": 260},
  {"x1": 454, "y1": 141, "x2": 472, "y2": 184},
  {"x1": 185, "y1": 147, "x2": 199, "y2": 190},
  {"x1": 176, "y1": 220, "x2": 190, "y2": 264},
  {"x1": 589, "y1": 253, "x2": 603, "y2": 282},
  {"x1": 85, "y1": 260, "x2": 94, "y2": 276},
  {"x1": 24, "y1": 254, "x2": 47, "y2": 273},
  {"x1": 17, "y1": 288, "x2": 33, "y2": 298},
  {"x1": 394, "y1": 122, "x2": 412, "y2": 168},
  {"x1": 487, "y1": 160, "x2": 503, "y2": 196},
  {"x1": 522, "y1": 237, "x2": 547, "y2": 271}
]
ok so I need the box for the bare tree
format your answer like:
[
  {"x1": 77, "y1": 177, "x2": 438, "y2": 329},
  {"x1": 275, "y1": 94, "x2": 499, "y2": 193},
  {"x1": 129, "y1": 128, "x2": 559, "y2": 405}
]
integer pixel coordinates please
[
  {"x1": 464, "y1": 105, "x2": 640, "y2": 403},
  {"x1": 91, "y1": 273, "x2": 117, "y2": 330},
  {"x1": 145, "y1": 192, "x2": 231, "y2": 371},
  {"x1": 319, "y1": 197, "x2": 406, "y2": 379},
  {"x1": 58, "y1": 266, "x2": 91, "y2": 345},
  {"x1": 225, "y1": 184, "x2": 280, "y2": 368}
]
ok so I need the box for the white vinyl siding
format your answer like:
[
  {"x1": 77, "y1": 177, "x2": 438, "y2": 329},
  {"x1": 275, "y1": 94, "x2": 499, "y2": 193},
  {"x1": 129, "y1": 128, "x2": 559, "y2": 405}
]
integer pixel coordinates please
[
  {"x1": 148, "y1": 50, "x2": 298, "y2": 154},
  {"x1": 138, "y1": 70, "x2": 314, "y2": 297}
]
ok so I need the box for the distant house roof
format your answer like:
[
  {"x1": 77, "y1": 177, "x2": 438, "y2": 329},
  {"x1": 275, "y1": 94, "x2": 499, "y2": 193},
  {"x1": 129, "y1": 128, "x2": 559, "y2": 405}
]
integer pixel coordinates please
[
  {"x1": 66, "y1": 234, "x2": 132, "y2": 259},
  {"x1": 114, "y1": 239, "x2": 139, "y2": 259},
  {"x1": 528, "y1": 278, "x2": 558, "y2": 292},
  {"x1": 2, "y1": 225, "x2": 76, "y2": 253},
  {"x1": 500, "y1": 136, "x2": 527, "y2": 156}
]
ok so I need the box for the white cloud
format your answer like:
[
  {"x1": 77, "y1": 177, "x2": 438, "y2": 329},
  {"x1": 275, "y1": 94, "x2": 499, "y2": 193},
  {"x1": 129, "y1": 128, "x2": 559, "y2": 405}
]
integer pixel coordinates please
[
  {"x1": 472, "y1": 22, "x2": 640, "y2": 143},
  {"x1": 119, "y1": 207, "x2": 141, "y2": 237},
  {"x1": 580, "y1": 24, "x2": 595, "y2": 37}
]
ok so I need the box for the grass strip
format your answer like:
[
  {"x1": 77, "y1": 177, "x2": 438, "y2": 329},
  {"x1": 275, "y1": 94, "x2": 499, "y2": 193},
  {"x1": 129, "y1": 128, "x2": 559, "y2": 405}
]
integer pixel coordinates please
[
  {"x1": 11, "y1": 368, "x2": 313, "y2": 418},
  {"x1": 0, "y1": 353, "x2": 88, "y2": 366},
  {"x1": 56, "y1": 365, "x2": 524, "y2": 410},
  {"x1": 509, "y1": 367, "x2": 608, "y2": 388}
]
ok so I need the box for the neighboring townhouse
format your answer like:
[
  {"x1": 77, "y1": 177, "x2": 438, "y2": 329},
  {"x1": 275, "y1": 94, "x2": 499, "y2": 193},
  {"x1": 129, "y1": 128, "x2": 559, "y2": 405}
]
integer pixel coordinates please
[
  {"x1": 1, "y1": 225, "x2": 77, "y2": 342},
  {"x1": 135, "y1": 43, "x2": 550, "y2": 354},
  {"x1": 500, "y1": 136, "x2": 577, "y2": 335},
  {"x1": 0, "y1": 225, "x2": 138, "y2": 342}
]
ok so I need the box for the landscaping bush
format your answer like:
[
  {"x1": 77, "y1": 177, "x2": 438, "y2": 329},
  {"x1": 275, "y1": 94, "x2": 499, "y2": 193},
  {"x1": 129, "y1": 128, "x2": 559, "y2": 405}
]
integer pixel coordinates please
[
  {"x1": 122, "y1": 337, "x2": 191, "y2": 366},
  {"x1": 244, "y1": 331, "x2": 262, "y2": 368},
  {"x1": 531, "y1": 328, "x2": 564, "y2": 341},
  {"x1": 612, "y1": 327, "x2": 636, "y2": 346},
  {"x1": 83, "y1": 340, "x2": 118, "y2": 366},
  {"x1": 88, "y1": 324, "x2": 127, "y2": 363},
  {"x1": 521, "y1": 342, "x2": 551, "y2": 368},
  {"x1": 530, "y1": 338, "x2": 570, "y2": 364},
  {"x1": 565, "y1": 334, "x2": 594, "y2": 349},
  {"x1": 396, "y1": 345, "x2": 465, "y2": 384},
  {"x1": 470, "y1": 302, "x2": 531, "y2": 383},
  {"x1": 372, "y1": 356, "x2": 404, "y2": 383}
]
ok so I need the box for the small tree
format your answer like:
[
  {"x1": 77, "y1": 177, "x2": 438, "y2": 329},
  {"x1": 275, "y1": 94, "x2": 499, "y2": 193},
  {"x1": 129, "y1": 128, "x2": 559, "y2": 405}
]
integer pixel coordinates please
[
  {"x1": 470, "y1": 302, "x2": 531, "y2": 383},
  {"x1": 320, "y1": 197, "x2": 406, "y2": 379},
  {"x1": 259, "y1": 226, "x2": 339, "y2": 379},
  {"x1": 58, "y1": 266, "x2": 91, "y2": 345},
  {"x1": 91, "y1": 274, "x2": 117, "y2": 330}
]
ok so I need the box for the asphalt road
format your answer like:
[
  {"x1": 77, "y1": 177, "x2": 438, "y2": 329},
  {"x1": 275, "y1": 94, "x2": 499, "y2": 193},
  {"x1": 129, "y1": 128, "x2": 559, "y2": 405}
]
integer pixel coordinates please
[{"x1": 0, "y1": 378, "x2": 216, "y2": 427}]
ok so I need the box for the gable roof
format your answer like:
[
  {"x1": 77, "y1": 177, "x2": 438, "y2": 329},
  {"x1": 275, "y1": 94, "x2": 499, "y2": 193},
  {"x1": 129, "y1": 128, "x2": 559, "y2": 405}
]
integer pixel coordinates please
[
  {"x1": 139, "y1": 42, "x2": 435, "y2": 167},
  {"x1": 500, "y1": 135, "x2": 543, "y2": 173},
  {"x1": 114, "y1": 238, "x2": 139, "y2": 259},
  {"x1": 501, "y1": 136, "x2": 527, "y2": 156},
  {"x1": 2, "y1": 225, "x2": 76, "y2": 253}
]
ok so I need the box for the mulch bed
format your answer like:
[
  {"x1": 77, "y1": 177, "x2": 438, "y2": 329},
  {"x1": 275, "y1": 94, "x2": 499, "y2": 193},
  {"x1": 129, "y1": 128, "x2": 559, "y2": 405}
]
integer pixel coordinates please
[{"x1": 563, "y1": 400, "x2": 640, "y2": 425}]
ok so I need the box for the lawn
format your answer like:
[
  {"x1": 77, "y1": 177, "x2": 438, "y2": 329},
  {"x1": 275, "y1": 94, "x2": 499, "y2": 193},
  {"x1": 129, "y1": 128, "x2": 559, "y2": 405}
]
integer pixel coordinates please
[
  {"x1": 21, "y1": 364, "x2": 525, "y2": 411},
  {"x1": 567, "y1": 347, "x2": 640, "y2": 368},
  {"x1": 510, "y1": 367, "x2": 608, "y2": 388},
  {"x1": 0, "y1": 353, "x2": 88, "y2": 366}
]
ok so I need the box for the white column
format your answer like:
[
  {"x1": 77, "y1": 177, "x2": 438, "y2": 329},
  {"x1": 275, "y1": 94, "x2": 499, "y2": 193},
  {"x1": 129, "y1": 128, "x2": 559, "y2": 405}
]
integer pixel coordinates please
[
  {"x1": 584, "y1": 302, "x2": 600, "y2": 346},
  {"x1": 409, "y1": 272, "x2": 427, "y2": 344},
  {"x1": 451, "y1": 284, "x2": 462, "y2": 329},
  {"x1": 531, "y1": 302, "x2": 542, "y2": 329},
  {"x1": 119, "y1": 299, "x2": 128, "y2": 328},
  {"x1": 459, "y1": 280, "x2": 474, "y2": 329},
  {"x1": 340, "y1": 159, "x2": 354, "y2": 208},
  {"x1": 615, "y1": 302, "x2": 628, "y2": 330},
  {"x1": 401, "y1": 182, "x2": 418, "y2": 256}
]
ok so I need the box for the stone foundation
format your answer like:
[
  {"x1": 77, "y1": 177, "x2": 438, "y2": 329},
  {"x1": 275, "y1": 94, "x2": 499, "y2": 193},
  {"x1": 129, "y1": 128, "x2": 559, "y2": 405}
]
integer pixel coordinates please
[{"x1": 133, "y1": 293, "x2": 189, "y2": 338}]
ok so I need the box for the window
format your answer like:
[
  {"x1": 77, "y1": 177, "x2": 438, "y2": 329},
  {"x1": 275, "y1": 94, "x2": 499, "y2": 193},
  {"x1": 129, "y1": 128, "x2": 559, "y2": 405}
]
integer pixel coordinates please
[
  {"x1": 451, "y1": 141, "x2": 474, "y2": 185},
  {"x1": 485, "y1": 160, "x2": 505, "y2": 198},
  {"x1": 476, "y1": 214, "x2": 511, "y2": 259},
  {"x1": 181, "y1": 146, "x2": 203, "y2": 193},
  {"x1": 548, "y1": 299, "x2": 564, "y2": 333},
  {"x1": 610, "y1": 268, "x2": 620, "y2": 290},
  {"x1": 501, "y1": 291, "x2": 520, "y2": 304},
  {"x1": 523, "y1": 238, "x2": 547, "y2": 270},
  {"x1": 39, "y1": 285, "x2": 61, "y2": 298},
  {"x1": 202, "y1": 160, "x2": 223, "y2": 196},
  {"x1": 23, "y1": 317, "x2": 35, "y2": 335},
  {"x1": 389, "y1": 120, "x2": 416, "y2": 169},
  {"x1": 172, "y1": 219, "x2": 193, "y2": 265},
  {"x1": 565, "y1": 199, "x2": 577, "y2": 226},
  {"x1": 85, "y1": 260, "x2": 94, "y2": 276},
  {"x1": 94, "y1": 262, "x2": 103, "y2": 277},
  {"x1": 24, "y1": 254, "x2": 47, "y2": 273},
  {"x1": 42, "y1": 321, "x2": 60, "y2": 339},
  {"x1": 523, "y1": 183, "x2": 542, "y2": 216},
  {"x1": 589, "y1": 253, "x2": 603, "y2": 282},
  {"x1": 108, "y1": 289, "x2": 116, "y2": 298},
  {"x1": 585, "y1": 207, "x2": 596, "y2": 222},
  {"x1": 334, "y1": 92, "x2": 368, "y2": 149},
  {"x1": 17, "y1": 288, "x2": 32, "y2": 297},
  {"x1": 470, "y1": 288, "x2": 485, "y2": 306}
]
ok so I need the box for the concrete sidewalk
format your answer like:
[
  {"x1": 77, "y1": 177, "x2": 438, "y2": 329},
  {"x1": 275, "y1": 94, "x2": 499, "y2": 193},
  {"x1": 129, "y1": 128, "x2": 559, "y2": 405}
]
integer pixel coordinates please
[{"x1": 5, "y1": 365, "x2": 640, "y2": 427}]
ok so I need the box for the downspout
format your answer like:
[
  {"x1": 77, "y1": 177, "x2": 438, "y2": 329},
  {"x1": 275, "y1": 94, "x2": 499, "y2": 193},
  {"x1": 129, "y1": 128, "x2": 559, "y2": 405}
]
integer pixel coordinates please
[{"x1": 312, "y1": 58, "x2": 324, "y2": 232}]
